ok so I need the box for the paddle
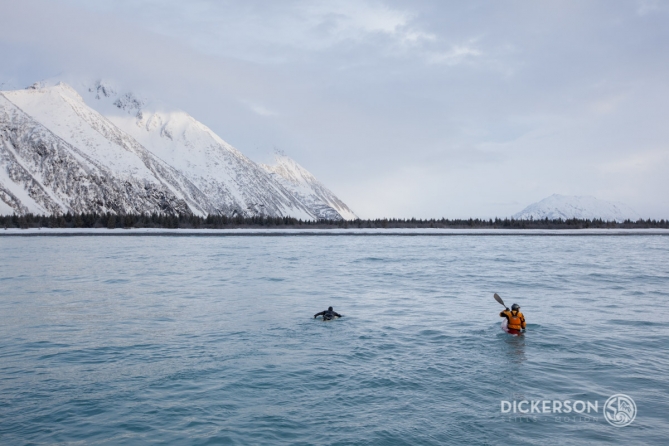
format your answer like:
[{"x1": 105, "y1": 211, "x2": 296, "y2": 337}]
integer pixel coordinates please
[
  {"x1": 493, "y1": 293, "x2": 508, "y2": 310},
  {"x1": 495, "y1": 293, "x2": 525, "y2": 332}
]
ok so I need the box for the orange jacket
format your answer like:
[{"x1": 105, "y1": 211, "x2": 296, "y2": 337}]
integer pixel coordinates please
[{"x1": 500, "y1": 309, "x2": 526, "y2": 330}]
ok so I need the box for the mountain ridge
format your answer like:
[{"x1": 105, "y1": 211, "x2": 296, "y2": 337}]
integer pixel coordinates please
[
  {"x1": 513, "y1": 194, "x2": 639, "y2": 222},
  {"x1": 0, "y1": 81, "x2": 356, "y2": 220}
]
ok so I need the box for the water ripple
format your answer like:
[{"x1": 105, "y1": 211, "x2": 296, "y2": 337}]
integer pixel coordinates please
[{"x1": 0, "y1": 235, "x2": 668, "y2": 444}]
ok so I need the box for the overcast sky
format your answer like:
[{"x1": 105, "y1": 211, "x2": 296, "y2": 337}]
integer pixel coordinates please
[{"x1": 1, "y1": 0, "x2": 668, "y2": 218}]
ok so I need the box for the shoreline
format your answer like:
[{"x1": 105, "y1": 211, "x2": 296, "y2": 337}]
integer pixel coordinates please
[{"x1": 2, "y1": 228, "x2": 669, "y2": 236}]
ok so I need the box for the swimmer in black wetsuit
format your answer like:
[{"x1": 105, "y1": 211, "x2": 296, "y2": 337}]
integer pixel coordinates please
[{"x1": 314, "y1": 306, "x2": 343, "y2": 321}]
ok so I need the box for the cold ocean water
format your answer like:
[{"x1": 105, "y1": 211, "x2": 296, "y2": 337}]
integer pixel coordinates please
[{"x1": 1, "y1": 234, "x2": 668, "y2": 445}]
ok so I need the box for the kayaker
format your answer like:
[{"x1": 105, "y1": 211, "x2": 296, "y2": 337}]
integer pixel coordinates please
[
  {"x1": 500, "y1": 304, "x2": 526, "y2": 331},
  {"x1": 314, "y1": 306, "x2": 343, "y2": 321}
]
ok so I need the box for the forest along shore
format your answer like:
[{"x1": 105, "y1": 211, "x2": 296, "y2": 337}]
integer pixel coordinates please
[{"x1": 1, "y1": 213, "x2": 668, "y2": 230}]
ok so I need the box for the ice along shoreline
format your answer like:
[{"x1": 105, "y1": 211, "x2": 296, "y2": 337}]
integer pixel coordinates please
[{"x1": 2, "y1": 228, "x2": 669, "y2": 236}]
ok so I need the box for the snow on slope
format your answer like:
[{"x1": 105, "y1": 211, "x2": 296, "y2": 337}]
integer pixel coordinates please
[
  {"x1": 513, "y1": 194, "x2": 640, "y2": 222},
  {"x1": 81, "y1": 81, "x2": 315, "y2": 220},
  {"x1": 261, "y1": 155, "x2": 357, "y2": 220},
  {"x1": 0, "y1": 81, "x2": 355, "y2": 219},
  {"x1": 0, "y1": 86, "x2": 197, "y2": 215},
  {"x1": 5, "y1": 84, "x2": 158, "y2": 182}
]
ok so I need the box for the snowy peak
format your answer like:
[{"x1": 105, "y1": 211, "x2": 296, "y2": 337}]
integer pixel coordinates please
[
  {"x1": 262, "y1": 154, "x2": 357, "y2": 221},
  {"x1": 0, "y1": 81, "x2": 355, "y2": 220},
  {"x1": 86, "y1": 80, "x2": 146, "y2": 118},
  {"x1": 0, "y1": 88, "x2": 195, "y2": 216},
  {"x1": 88, "y1": 80, "x2": 142, "y2": 110},
  {"x1": 513, "y1": 194, "x2": 639, "y2": 222},
  {"x1": 82, "y1": 80, "x2": 238, "y2": 154},
  {"x1": 89, "y1": 80, "x2": 117, "y2": 100},
  {"x1": 21, "y1": 81, "x2": 85, "y2": 104},
  {"x1": 114, "y1": 93, "x2": 144, "y2": 116}
]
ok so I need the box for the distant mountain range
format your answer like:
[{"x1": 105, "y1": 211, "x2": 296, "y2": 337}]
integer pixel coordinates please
[
  {"x1": 2, "y1": 81, "x2": 646, "y2": 223},
  {"x1": 0, "y1": 81, "x2": 356, "y2": 220},
  {"x1": 514, "y1": 194, "x2": 639, "y2": 222}
]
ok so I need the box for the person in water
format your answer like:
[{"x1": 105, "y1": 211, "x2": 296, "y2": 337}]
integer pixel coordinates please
[
  {"x1": 500, "y1": 303, "x2": 526, "y2": 331},
  {"x1": 314, "y1": 306, "x2": 343, "y2": 321}
]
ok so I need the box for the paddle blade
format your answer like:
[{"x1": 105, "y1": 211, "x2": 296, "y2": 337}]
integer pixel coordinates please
[{"x1": 494, "y1": 293, "x2": 506, "y2": 307}]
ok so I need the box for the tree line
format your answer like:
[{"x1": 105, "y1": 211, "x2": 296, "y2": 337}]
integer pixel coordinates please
[{"x1": 1, "y1": 212, "x2": 668, "y2": 229}]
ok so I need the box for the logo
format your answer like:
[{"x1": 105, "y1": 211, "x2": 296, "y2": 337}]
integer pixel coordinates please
[
  {"x1": 500, "y1": 393, "x2": 637, "y2": 427},
  {"x1": 604, "y1": 394, "x2": 636, "y2": 427}
]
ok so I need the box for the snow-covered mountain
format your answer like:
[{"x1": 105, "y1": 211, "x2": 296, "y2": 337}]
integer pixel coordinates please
[
  {"x1": 513, "y1": 194, "x2": 639, "y2": 222},
  {"x1": 0, "y1": 81, "x2": 356, "y2": 219},
  {"x1": 261, "y1": 155, "x2": 357, "y2": 220}
]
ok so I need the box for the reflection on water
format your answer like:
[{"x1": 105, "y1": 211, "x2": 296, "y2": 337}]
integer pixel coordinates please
[{"x1": 501, "y1": 330, "x2": 527, "y2": 364}]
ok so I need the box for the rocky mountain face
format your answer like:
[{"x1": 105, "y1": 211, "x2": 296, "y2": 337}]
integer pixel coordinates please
[
  {"x1": 513, "y1": 194, "x2": 639, "y2": 222},
  {"x1": 0, "y1": 82, "x2": 356, "y2": 219}
]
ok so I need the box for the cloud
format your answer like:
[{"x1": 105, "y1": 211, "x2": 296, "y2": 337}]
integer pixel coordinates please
[
  {"x1": 62, "y1": 0, "x2": 445, "y2": 65},
  {"x1": 599, "y1": 149, "x2": 669, "y2": 174},
  {"x1": 427, "y1": 41, "x2": 482, "y2": 66},
  {"x1": 2, "y1": 0, "x2": 669, "y2": 218},
  {"x1": 63, "y1": 0, "x2": 433, "y2": 56},
  {"x1": 242, "y1": 101, "x2": 278, "y2": 117},
  {"x1": 305, "y1": 1, "x2": 412, "y2": 37},
  {"x1": 636, "y1": 0, "x2": 665, "y2": 16},
  {"x1": 589, "y1": 94, "x2": 626, "y2": 115}
]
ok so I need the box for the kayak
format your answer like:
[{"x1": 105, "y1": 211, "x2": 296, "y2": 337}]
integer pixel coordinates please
[{"x1": 501, "y1": 319, "x2": 522, "y2": 336}]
